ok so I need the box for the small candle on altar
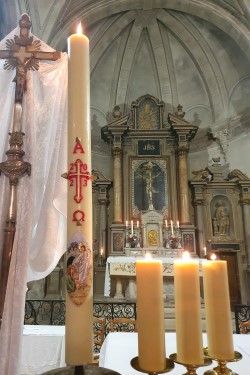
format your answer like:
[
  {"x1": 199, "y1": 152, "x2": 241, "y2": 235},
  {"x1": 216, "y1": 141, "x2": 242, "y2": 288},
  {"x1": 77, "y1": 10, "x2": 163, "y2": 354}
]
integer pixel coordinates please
[
  {"x1": 136, "y1": 255, "x2": 166, "y2": 373},
  {"x1": 137, "y1": 220, "x2": 139, "y2": 228},
  {"x1": 125, "y1": 220, "x2": 128, "y2": 227},
  {"x1": 174, "y1": 251, "x2": 204, "y2": 365},
  {"x1": 202, "y1": 255, "x2": 234, "y2": 360},
  {"x1": 204, "y1": 247, "x2": 207, "y2": 256},
  {"x1": 100, "y1": 247, "x2": 103, "y2": 256},
  {"x1": 131, "y1": 220, "x2": 133, "y2": 235},
  {"x1": 170, "y1": 220, "x2": 174, "y2": 236},
  {"x1": 165, "y1": 219, "x2": 168, "y2": 227},
  {"x1": 176, "y1": 220, "x2": 179, "y2": 228}
]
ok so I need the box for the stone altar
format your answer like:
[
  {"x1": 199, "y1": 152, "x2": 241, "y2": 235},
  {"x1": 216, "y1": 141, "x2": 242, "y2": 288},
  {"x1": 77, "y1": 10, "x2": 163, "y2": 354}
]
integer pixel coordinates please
[{"x1": 104, "y1": 256, "x2": 203, "y2": 301}]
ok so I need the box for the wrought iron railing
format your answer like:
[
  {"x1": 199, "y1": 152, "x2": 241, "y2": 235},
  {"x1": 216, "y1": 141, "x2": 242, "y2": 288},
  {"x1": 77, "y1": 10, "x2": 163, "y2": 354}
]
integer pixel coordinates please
[
  {"x1": 234, "y1": 304, "x2": 250, "y2": 333},
  {"x1": 24, "y1": 299, "x2": 137, "y2": 334}
]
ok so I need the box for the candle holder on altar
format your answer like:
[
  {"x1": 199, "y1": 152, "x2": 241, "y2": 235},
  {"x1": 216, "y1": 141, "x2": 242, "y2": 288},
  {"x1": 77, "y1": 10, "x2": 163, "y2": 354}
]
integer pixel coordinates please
[
  {"x1": 203, "y1": 351, "x2": 242, "y2": 375},
  {"x1": 98, "y1": 254, "x2": 105, "y2": 266},
  {"x1": 130, "y1": 356, "x2": 175, "y2": 375},
  {"x1": 164, "y1": 222, "x2": 182, "y2": 249},
  {"x1": 169, "y1": 353, "x2": 212, "y2": 375}
]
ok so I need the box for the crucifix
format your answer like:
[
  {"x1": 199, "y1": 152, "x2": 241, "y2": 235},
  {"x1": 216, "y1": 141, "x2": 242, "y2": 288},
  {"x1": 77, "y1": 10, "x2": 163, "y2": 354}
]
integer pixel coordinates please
[{"x1": 0, "y1": 14, "x2": 61, "y2": 328}]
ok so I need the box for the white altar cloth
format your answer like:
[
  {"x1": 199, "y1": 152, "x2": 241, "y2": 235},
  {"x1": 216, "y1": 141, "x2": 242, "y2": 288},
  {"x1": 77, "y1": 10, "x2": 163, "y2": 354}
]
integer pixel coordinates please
[
  {"x1": 104, "y1": 257, "x2": 203, "y2": 297},
  {"x1": 21, "y1": 325, "x2": 66, "y2": 374},
  {"x1": 99, "y1": 332, "x2": 250, "y2": 375}
]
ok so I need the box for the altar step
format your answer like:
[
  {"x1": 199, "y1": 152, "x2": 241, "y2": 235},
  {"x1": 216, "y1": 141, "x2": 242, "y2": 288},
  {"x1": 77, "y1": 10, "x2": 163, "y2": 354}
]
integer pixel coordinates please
[{"x1": 163, "y1": 303, "x2": 236, "y2": 332}]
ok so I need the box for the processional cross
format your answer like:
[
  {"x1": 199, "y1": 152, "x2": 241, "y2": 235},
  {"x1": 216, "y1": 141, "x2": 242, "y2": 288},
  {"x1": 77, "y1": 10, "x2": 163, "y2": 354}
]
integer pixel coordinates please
[{"x1": 0, "y1": 14, "x2": 61, "y2": 328}]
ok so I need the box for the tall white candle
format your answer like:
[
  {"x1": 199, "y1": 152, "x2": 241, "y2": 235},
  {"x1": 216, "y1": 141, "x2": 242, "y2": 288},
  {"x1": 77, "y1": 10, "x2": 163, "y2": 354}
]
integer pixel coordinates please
[
  {"x1": 136, "y1": 258, "x2": 166, "y2": 373},
  {"x1": 131, "y1": 220, "x2": 133, "y2": 235},
  {"x1": 202, "y1": 258, "x2": 234, "y2": 360},
  {"x1": 174, "y1": 252, "x2": 204, "y2": 364},
  {"x1": 165, "y1": 219, "x2": 168, "y2": 227},
  {"x1": 66, "y1": 23, "x2": 93, "y2": 365}
]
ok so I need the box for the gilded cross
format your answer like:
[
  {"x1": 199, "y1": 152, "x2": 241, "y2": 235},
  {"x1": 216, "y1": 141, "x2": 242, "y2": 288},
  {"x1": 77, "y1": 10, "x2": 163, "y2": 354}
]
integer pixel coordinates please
[{"x1": 0, "y1": 13, "x2": 60, "y2": 102}]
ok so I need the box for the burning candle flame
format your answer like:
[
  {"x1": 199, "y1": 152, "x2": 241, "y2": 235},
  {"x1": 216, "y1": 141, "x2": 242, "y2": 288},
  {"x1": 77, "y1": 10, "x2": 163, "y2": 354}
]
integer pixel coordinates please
[
  {"x1": 145, "y1": 252, "x2": 152, "y2": 260},
  {"x1": 182, "y1": 250, "x2": 190, "y2": 260},
  {"x1": 211, "y1": 253, "x2": 216, "y2": 261},
  {"x1": 77, "y1": 23, "x2": 82, "y2": 34}
]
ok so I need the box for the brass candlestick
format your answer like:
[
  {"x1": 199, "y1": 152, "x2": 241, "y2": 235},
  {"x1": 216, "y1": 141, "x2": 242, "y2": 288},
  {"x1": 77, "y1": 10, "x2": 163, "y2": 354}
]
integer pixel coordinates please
[
  {"x1": 169, "y1": 353, "x2": 212, "y2": 375},
  {"x1": 130, "y1": 356, "x2": 175, "y2": 375},
  {"x1": 203, "y1": 351, "x2": 242, "y2": 375}
]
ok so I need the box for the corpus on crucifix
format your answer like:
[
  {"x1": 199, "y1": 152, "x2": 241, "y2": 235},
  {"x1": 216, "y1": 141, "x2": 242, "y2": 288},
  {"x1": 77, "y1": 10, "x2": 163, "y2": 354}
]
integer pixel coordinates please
[{"x1": 0, "y1": 14, "x2": 61, "y2": 329}]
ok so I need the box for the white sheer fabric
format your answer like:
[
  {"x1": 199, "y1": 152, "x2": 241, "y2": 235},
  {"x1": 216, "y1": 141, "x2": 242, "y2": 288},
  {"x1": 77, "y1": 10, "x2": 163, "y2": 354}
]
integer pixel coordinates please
[{"x1": 0, "y1": 23, "x2": 68, "y2": 375}]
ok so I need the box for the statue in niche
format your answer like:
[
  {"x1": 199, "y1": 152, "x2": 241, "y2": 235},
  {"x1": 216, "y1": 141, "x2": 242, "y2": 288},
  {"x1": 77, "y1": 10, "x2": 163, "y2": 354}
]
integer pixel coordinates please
[{"x1": 213, "y1": 200, "x2": 230, "y2": 236}]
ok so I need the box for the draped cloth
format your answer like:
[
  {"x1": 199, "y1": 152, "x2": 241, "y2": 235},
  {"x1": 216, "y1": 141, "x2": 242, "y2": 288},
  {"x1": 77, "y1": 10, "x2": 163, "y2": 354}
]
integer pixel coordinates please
[{"x1": 0, "y1": 24, "x2": 68, "y2": 374}]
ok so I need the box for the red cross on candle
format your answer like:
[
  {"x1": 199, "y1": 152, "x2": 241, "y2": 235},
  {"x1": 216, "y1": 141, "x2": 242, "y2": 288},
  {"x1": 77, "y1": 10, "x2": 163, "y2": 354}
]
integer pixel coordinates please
[{"x1": 68, "y1": 159, "x2": 91, "y2": 203}]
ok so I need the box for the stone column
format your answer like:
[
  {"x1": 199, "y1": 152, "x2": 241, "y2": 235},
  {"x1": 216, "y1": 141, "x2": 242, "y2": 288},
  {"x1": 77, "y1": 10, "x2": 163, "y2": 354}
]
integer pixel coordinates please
[
  {"x1": 92, "y1": 170, "x2": 112, "y2": 259},
  {"x1": 178, "y1": 147, "x2": 190, "y2": 224},
  {"x1": 241, "y1": 201, "x2": 250, "y2": 268},
  {"x1": 112, "y1": 147, "x2": 123, "y2": 223},
  {"x1": 168, "y1": 106, "x2": 198, "y2": 225},
  {"x1": 193, "y1": 198, "x2": 205, "y2": 257},
  {"x1": 98, "y1": 198, "x2": 109, "y2": 259}
]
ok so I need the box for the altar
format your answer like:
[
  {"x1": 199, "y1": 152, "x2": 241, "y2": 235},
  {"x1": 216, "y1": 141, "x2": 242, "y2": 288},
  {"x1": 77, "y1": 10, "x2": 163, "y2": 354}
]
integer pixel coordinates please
[{"x1": 104, "y1": 256, "x2": 203, "y2": 300}]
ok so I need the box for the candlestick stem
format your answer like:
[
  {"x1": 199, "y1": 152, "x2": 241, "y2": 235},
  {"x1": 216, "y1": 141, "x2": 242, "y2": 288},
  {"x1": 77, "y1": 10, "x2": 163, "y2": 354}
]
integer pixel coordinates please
[
  {"x1": 169, "y1": 353, "x2": 212, "y2": 375},
  {"x1": 203, "y1": 351, "x2": 242, "y2": 375}
]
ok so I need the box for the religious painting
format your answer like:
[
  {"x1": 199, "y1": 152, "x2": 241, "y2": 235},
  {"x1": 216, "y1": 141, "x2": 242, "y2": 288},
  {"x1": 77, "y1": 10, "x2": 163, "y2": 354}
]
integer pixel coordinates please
[
  {"x1": 112, "y1": 232, "x2": 125, "y2": 254},
  {"x1": 131, "y1": 158, "x2": 168, "y2": 217},
  {"x1": 66, "y1": 234, "x2": 92, "y2": 306}
]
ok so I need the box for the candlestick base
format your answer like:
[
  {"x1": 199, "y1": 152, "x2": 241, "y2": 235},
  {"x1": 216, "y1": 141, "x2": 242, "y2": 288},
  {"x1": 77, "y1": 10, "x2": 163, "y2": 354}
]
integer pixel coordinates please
[
  {"x1": 169, "y1": 353, "x2": 212, "y2": 375},
  {"x1": 130, "y1": 356, "x2": 174, "y2": 375},
  {"x1": 203, "y1": 351, "x2": 242, "y2": 375}
]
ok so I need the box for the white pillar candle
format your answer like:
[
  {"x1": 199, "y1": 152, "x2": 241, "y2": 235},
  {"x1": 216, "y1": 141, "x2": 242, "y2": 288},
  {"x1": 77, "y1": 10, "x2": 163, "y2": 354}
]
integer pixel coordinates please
[
  {"x1": 137, "y1": 220, "x2": 139, "y2": 228},
  {"x1": 202, "y1": 258, "x2": 234, "y2": 360},
  {"x1": 66, "y1": 24, "x2": 93, "y2": 365},
  {"x1": 131, "y1": 220, "x2": 133, "y2": 235},
  {"x1": 177, "y1": 220, "x2": 179, "y2": 228},
  {"x1": 174, "y1": 252, "x2": 204, "y2": 365},
  {"x1": 136, "y1": 258, "x2": 166, "y2": 373},
  {"x1": 165, "y1": 219, "x2": 168, "y2": 227},
  {"x1": 125, "y1": 220, "x2": 128, "y2": 227}
]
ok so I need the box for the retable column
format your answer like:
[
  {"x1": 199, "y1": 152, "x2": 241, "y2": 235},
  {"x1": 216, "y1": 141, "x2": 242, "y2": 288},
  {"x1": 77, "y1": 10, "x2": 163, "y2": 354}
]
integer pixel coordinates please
[
  {"x1": 112, "y1": 147, "x2": 123, "y2": 223},
  {"x1": 168, "y1": 105, "x2": 198, "y2": 225},
  {"x1": 178, "y1": 147, "x2": 190, "y2": 224}
]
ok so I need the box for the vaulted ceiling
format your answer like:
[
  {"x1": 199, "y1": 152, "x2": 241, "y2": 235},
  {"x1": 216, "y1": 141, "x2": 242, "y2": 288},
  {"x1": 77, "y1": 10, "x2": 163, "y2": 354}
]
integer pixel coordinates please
[{"x1": 1, "y1": 1, "x2": 250, "y2": 165}]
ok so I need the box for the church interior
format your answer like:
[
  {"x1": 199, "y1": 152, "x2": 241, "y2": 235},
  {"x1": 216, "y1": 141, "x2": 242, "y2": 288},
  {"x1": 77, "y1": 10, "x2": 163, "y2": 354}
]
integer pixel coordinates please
[{"x1": 1, "y1": 1, "x2": 250, "y2": 374}]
